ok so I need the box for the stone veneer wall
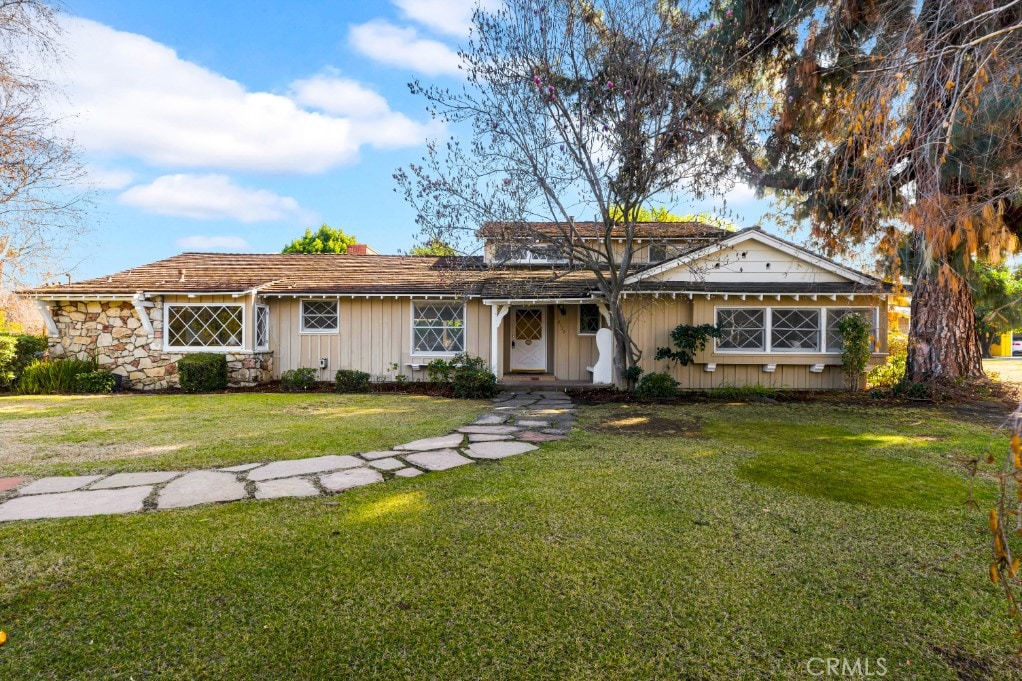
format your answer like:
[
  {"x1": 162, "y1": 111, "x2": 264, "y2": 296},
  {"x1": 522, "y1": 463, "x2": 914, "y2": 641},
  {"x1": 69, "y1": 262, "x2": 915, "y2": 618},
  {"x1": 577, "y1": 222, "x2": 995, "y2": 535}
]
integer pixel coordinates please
[{"x1": 48, "y1": 300, "x2": 273, "y2": 390}]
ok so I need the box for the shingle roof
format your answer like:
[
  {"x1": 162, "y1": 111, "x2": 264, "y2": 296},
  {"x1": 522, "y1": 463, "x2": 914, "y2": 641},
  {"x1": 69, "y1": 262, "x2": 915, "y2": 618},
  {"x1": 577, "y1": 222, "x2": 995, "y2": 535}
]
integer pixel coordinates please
[
  {"x1": 477, "y1": 221, "x2": 728, "y2": 240},
  {"x1": 624, "y1": 281, "x2": 893, "y2": 294}
]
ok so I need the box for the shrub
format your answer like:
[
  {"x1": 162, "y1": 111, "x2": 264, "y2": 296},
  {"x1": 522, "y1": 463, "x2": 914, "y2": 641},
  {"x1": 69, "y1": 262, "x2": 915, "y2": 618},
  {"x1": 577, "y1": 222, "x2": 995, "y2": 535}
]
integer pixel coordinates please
[
  {"x1": 426, "y1": 358, "x2": 454, "y2": 384},
  {"x1": 280, "y1": 367, "x2": 318, "y2": 391},
  {"x1": 178, "y1": 353, "x2": 228, "y2": 393},
  {"x1": 0, "y1": 334, "x2": 47, "y2": 391},
  {"x1": 867, "y1": 332, "x2": 907, "y2": 389},
  {"x1": 335, "y1": 369, "x2": 371, "y2": 393},
  {"x1": 72, "y1": 370, "x2": 116, "y2": 394},
  {"x1": 654, "y1": 323, "x2": 721, "y2": 367},
  {"x1": 18, "y1": 358, "x2": 97, "y2": 394},
  {"x1": 636, "y1": 371, "x2": 679, "y2": 398},
  {"x1": 838, "y1": 313, "x2": 872, "y2": 390},
  {"x1": 450, "y1": 354, "x2": 498, "y2": 398},
  {"x1": 621, "y1": 365, "x2": 644, "y2": 388}
]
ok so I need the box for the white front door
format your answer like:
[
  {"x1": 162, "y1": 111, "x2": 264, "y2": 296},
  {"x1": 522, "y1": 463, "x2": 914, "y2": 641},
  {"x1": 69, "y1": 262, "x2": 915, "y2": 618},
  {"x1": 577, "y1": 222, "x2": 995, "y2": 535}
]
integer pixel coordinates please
[{"x1": 510, "y1": 307, "x2": 547, "y2": 371}]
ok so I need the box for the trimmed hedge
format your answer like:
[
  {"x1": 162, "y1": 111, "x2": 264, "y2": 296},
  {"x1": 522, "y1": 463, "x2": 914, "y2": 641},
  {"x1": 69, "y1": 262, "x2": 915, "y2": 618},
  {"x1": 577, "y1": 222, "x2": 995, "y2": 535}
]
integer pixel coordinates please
[
  {"x1": 335, "y1": 369, "x2": 371, "y2": 393},
  {"x1": 178, "y1": 353, "x2": 228, "y2": 393},
  {"x1": 0, "y1": 334, "x2": 47, "y2": 391},
  {"x1": 73, "y1": 370, "x2": 117, "y2": 394}
]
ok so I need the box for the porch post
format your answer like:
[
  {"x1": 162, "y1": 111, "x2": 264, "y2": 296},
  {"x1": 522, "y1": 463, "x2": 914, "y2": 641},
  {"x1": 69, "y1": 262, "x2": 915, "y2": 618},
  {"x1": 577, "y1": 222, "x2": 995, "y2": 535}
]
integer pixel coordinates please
[{"x1": 490, "y1": 304, "x2": 510, "y2": 376}]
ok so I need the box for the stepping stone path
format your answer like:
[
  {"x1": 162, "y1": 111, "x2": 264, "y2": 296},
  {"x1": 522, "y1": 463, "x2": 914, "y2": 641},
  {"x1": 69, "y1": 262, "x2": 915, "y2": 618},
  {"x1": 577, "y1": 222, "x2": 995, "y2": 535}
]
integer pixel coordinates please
[{"x1": 0, "y1": 390, "x2": 576, "y2": 522}]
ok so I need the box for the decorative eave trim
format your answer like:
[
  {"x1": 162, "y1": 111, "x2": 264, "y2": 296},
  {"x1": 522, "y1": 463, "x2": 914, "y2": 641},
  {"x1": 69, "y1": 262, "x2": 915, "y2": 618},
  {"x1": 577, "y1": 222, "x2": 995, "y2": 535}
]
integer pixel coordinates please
[
  {"x1": 623, "y1": 229, "x2": 880, "y2": 287},
  {"x1": 482, "y1": 297, "x2": 598, "y2": 305}
]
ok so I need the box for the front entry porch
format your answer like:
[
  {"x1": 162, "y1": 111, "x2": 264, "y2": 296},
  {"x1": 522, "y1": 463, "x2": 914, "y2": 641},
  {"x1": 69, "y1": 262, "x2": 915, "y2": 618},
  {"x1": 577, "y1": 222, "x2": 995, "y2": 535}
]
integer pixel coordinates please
[{"x1": 485, "y1": 299, "x2": 613, "y2": 385}]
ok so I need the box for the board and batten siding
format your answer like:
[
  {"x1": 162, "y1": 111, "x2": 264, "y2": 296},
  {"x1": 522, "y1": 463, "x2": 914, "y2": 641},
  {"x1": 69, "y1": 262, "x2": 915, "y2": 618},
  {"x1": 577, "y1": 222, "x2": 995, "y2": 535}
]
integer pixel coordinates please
[
  {"x1": 622, "y1": 294, "x2": 889, "y2": 390},
  {"x1": 265, "y1": 297, "x2": 491, "y2": 381},
  {"x1": 653, "y1": 240, "x2": 849, "y2": 283}
]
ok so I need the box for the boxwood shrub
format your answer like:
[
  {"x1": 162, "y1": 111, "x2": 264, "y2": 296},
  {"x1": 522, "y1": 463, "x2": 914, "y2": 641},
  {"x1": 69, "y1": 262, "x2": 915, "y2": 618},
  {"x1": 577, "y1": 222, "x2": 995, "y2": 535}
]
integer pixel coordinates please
[
  {"x1": 636, "y1": 371, "x2": 679, "y2": 398},
  {"x1": 178, "y1": 353, "x2": 228, "y2": 393},
  {"x1": 281, "y1": 367, "x2": 318, "y2": 391},
  {"x1": 335, "y1": 369, "x2": 371, "y2": 393}
]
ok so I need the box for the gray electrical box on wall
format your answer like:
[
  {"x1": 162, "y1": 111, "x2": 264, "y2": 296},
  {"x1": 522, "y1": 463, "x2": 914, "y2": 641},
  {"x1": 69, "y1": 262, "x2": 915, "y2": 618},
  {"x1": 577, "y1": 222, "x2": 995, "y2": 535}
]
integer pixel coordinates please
[{"x1": 319, "y1": 358, "x2": 328, "y2": 370}]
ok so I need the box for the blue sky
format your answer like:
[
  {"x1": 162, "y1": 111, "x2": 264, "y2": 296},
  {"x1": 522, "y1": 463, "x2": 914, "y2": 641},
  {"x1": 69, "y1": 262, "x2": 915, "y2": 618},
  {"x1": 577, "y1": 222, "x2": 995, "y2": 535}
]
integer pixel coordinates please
[{"x1": 54, "y1": 0, "x2": 772, "y2": 281}]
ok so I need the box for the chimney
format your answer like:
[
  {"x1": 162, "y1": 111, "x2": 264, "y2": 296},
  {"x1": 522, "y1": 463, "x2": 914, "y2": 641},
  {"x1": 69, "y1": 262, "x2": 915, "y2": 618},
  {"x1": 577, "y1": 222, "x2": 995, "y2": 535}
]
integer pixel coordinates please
[{"x1": 346, "y1": 244, "x2": 378, "y2": 255}]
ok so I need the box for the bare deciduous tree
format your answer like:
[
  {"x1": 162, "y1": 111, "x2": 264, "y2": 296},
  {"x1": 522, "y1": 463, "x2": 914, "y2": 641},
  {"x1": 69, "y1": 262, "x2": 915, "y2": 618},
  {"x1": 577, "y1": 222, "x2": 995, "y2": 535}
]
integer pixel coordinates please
[
  {"x1": 395, "y1": 0, "x2": 733, "y2": 380},
  {"x1": 0, "y1": 0, "x2": 86, "y2": 296}
]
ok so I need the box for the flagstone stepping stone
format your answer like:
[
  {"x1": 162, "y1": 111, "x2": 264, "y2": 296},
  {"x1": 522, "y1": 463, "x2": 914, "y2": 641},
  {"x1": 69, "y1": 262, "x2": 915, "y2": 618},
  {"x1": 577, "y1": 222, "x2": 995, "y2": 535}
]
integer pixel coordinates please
[
  {"x1": 321, "y1": 468, "x2": 384, "y2": 492},
  {"x1": 0, "y1": 486, "x2": 152, "y2": 522},
  {"x1": 402, "y1": 449, "x2": 473, "y2": 471},
  {"x1": 247, "y1": 455, "x2": 364, "y2": 481},
  {"x1": 368, "y1": 457, "x2": 405, "y2": 471},
  {"x1": 457, "y1": 425, "x2": 520, "y2": 435},
  {"x1": 465, "y1": 441, "x2": 538, "y2": 459},
  {"x1": 542, "y1": 428, "x2": 572, "y2": 435},
  {"x1": 255, "y1": 477, "x2": 320, "y2": 500},
  {"x1": 19, "y1": 475, "x2": 104, "y2": 496},
  {"x1": 517, "y1": 431, "x2": 567, "y2": 443},
  {"x1": 393, "y1": 434, "x2": 464, "y2": 451},
  {"x1": 468, "y1": 434, "x2": 514, "y2": 442},
  {"x1": 0, "y1": 477, "x2": 25, "y2": 493},
  {"x1": 90, "y1": 471, "x2": 181, "y2": 489},
  {"x1": 515, "y1": 419, "x2": 551, "y2": 428},
  {"x1": 473, "y1": 413, "x2": 508, "y2": 425},
  {"x1": 220, "y1": 463, "x2": 262, "y2": 473},
  {"x1": 360, "y1": 451, "x2": 397, "y2": 460},
  {"x1": 393, "y1": 467, "x2": 423, "y2": 478},
  {"x1": 158, "y1": 471, "x2": 247, "y2": 509}
]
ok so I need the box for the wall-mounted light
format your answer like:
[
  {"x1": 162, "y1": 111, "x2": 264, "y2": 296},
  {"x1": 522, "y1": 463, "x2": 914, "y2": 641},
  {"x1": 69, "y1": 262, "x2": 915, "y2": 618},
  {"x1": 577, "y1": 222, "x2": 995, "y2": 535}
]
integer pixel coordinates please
[{"x1": 557, "y1": 305, "x2": 567, "y2": 316}]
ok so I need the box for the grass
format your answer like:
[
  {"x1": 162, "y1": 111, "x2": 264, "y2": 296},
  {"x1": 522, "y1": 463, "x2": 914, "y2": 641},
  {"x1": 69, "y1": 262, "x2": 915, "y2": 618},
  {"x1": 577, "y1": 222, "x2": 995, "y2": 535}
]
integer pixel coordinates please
[
  {"x1": 984, "y1": 358, "x2": 1022, "y2": 385},
  {"x1": 0, "y1": 393, "x2": 486, "y2": 477},
  {"x1": 1, "y1": 399, "x2": 1020, "y2": 678}
]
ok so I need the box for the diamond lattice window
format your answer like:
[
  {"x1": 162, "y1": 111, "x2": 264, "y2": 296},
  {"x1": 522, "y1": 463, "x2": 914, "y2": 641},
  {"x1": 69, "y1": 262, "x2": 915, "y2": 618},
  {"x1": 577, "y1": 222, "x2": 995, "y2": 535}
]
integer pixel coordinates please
[
  {"x1": 579, "y1": 304, "x2": 602, "y2": 335},
  {"x1": 716, "y1": 309, "x2": 765, "y2": 350},
  {"x1": 826, "y1": 308, "x2": 877, "y2": 352},
  {"x1": 413, "y1": 302, "x2": 465, "y2": 353},
  {"x1": 166, "y1": 305, "x2": 243, "y2": 349},
  {"x1": 771, "y1": 309, "x2": 821, "y2": 351},
  {"x1": 301, "y1": 300, "x2": 338, "y2": 332},
  {"x1": 256, "y1": 305, "x2": 269, "y2": 349}
]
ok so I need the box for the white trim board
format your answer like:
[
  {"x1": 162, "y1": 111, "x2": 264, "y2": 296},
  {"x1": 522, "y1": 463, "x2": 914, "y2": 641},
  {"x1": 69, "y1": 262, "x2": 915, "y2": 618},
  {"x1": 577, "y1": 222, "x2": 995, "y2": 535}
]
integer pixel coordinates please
[{"x1": 624, "y1": 229, "x2": 879, "y2": 287}]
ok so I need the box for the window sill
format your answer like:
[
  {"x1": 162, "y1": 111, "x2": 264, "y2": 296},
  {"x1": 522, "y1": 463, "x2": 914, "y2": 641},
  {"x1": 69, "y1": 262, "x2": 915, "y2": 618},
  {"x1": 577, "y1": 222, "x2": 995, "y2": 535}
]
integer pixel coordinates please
[{"x1": 298, "y1": 330, "x2": 339, "y2": 335}]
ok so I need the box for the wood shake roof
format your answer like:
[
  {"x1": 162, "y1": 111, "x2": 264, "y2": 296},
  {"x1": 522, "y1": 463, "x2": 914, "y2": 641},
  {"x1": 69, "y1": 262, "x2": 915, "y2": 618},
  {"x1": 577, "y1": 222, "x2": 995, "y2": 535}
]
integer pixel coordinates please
[{"x1": 17, "y1": 252, "x2": 601, "y2": 299}]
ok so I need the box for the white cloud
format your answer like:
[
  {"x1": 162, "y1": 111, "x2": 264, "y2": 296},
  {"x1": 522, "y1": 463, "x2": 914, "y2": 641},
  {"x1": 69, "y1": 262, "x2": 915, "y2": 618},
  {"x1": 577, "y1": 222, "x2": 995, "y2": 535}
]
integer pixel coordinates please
[
  {"x1": 392, "y1": 0, "x2": 500, "y2": 37},
  {"x1": 349, "y1": 20, "x2": 463, "y2": 76},
  {"x1": 725, "y1": 182, "x2": 757, "y2": 205},
  {"x1": 47, "y1": 18, "x2": 436, "y2": 173},
  {"x1": 119, "y1": 174, "x2": 315, "y2": 223},
  {"x1": 83, "y1": 166, "x2": 135, "y2": 190},
  {"x1": 290, "y1": 74, "x2": 444, "y2": 148},
  {"x1": 176, "y1": 235, "x2": 252, "y2": 251}
]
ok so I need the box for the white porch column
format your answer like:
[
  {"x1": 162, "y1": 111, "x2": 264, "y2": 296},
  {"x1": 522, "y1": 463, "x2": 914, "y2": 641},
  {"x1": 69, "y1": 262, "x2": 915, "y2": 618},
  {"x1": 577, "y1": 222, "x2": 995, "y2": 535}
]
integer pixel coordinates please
[{"x1": 490, "y1": 304, "x2": 510, "y2": 376}]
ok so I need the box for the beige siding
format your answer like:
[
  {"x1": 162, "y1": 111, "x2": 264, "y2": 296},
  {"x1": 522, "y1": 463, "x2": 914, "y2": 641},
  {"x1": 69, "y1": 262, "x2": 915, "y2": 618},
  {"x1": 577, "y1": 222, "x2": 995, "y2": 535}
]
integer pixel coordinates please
[
  {"x1": 622, "y1": 294, "x2": 889, "y2": 390},
  {"x1": 550, "y1": 305, "x2": 599, "y2": 380},
  {"x1": 654, "y1": 241, "x2": 848, "y2": 283},
  {"x1": 266, "y1": 297, "x2": 490, "y2": 381}
]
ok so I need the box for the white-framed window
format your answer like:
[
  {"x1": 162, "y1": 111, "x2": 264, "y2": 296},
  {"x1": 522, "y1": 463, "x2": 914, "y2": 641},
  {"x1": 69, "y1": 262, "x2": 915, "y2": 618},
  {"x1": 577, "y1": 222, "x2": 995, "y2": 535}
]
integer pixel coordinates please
[
  {"x1": 771, "y1": 308, "x2": 821, "y2": 352},
  {"x1": 255, "y1": 305, "x2": 270, "y2": 350},
  {"x1": 825, "y1": 308, "x2": 878, "y2": 352},
  {"x1": 165, "y1": 304, "x2": 244, "y2": 351},
  {"x1": 578, "y1": 304, "x2": 602, "y2": 335},
  {"x1": 715, "y1": 306, "x2": 879, "y2": 354},
  {"x1": 412, "y1": 301, "x2": 465, "y2": 354},
  {"x1": 716, "y1": 308, "x2": 766, "y2": 351},
  {"x1": 300, "y1": 300, "x2": 338, "y2": 333}
]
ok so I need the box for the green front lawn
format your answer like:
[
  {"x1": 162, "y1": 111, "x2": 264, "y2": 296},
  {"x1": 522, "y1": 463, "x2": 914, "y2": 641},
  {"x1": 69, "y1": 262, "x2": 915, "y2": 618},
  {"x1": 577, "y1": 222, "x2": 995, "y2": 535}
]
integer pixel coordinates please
[
  {"x1": 1, "y1": 400, "x2": 1018, "y2": 678},
  {"x1": 0, "y1": 393, "x2": 486, "y2": 477}
]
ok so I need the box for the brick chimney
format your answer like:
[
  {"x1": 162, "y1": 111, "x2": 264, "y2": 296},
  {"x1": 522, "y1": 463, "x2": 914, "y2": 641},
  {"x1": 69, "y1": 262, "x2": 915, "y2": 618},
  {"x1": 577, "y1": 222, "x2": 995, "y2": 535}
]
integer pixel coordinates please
[{"x1": 346, "y1": 244, "x2": 378, "y2": 255}]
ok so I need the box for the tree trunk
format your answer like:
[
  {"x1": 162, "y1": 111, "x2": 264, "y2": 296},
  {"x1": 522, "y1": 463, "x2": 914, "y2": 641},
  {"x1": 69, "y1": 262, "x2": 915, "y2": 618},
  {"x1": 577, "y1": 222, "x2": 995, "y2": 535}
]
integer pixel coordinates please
[
  {"x1": 905, "y1": 267, "x2": 985, "y2": 382},
  {"x1": 607, "y1": 296, "x2": 639, "y2": 389}
]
